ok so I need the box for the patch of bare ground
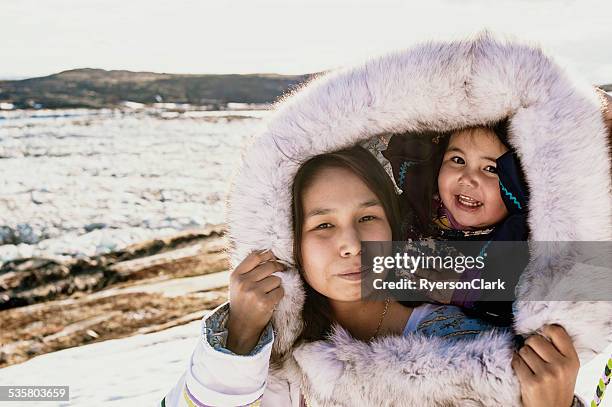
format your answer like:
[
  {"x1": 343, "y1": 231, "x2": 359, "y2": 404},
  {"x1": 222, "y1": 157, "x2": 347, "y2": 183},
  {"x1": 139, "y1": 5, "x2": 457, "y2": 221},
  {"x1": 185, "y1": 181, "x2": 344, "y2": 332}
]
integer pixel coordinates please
[{"x1": 0, "y1": 225, "x2": 231, "y2": 367}]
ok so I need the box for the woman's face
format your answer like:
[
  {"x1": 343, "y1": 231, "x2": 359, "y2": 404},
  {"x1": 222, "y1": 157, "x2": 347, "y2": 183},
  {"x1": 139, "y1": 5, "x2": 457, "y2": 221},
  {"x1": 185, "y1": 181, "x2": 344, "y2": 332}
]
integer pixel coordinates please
[
  {"x1": 437, "y1": 128, "x2": 509, "y2": 229},
  {"x1": 300, "y1": 166, "x2": 392, "y2": 302}
]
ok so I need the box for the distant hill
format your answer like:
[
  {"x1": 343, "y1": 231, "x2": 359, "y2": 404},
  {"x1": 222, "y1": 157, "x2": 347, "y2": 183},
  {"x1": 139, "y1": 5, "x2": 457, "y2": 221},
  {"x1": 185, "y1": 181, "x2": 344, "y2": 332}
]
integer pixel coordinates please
[
  {"x1": 0, "y1": 68, "x2": 314, "y2": 109},
  {"x1": 0, "y1": 68, "x2": 608, "y2": 110}
]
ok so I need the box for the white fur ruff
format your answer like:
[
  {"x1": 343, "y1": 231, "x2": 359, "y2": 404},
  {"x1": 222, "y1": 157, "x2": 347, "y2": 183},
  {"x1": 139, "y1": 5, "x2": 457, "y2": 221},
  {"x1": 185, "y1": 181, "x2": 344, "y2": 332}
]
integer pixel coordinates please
[{"x1": 227, "y1": 32, "x2": 612, "y2": 406}]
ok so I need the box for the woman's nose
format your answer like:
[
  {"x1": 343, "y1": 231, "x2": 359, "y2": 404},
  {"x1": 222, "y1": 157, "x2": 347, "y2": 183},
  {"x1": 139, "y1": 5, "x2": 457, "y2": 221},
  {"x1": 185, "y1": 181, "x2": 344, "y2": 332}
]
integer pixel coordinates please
[{"x1": 339, "y1": 227, "x2": 361, "y2": 257}]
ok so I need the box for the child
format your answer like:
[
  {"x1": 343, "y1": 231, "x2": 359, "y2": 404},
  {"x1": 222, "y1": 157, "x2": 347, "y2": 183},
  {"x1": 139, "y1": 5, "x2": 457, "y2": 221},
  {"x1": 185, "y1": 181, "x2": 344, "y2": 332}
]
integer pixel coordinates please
[
  {"x1": 382, "y1": 121, "x2": 529, "y2": 325},
  {"x1": 434, "y1": 123, "x2": 528, "y2": 241}
]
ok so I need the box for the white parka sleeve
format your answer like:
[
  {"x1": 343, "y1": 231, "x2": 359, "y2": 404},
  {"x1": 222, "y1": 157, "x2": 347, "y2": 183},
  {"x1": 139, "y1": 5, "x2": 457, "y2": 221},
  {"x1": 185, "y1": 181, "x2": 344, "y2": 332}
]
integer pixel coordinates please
[{"x1": 160, "y1": 302, "x2": 294, "y2": 407}]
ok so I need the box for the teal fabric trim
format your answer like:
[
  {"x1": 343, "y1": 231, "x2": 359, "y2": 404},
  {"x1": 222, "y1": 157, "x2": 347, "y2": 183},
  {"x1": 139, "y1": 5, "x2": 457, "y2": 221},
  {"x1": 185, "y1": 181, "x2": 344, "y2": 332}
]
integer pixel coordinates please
[
  {"x1": 478, "y1": 240, "x2": 492, "y2": 258},
  {"x1": 398, "y1": 160, "x2": 415, "y2": 187},
  {"x1": 499, "y1": 180, "x2": 522, "y2": 210}
]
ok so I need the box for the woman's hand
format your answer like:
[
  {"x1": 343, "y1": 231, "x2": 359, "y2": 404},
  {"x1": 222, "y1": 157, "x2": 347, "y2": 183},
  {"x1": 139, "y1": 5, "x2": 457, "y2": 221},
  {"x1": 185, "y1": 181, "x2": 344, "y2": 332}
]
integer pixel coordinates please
[
  {"x1": 226, "y1": 249, "x2": 285, "y2": 355},
  {"x1": 512, "y1": 324, "x2": 580, "y2": 407}
]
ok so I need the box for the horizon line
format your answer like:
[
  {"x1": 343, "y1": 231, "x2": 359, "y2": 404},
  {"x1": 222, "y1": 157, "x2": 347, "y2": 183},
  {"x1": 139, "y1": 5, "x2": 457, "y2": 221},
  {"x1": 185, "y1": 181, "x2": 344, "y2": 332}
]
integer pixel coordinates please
[
  {"x1": 0, "y1": 67, "x2": 325, "y2": 81},
  {"x1": 1, "y1": 68, "x2": 610, "y2": 87}
]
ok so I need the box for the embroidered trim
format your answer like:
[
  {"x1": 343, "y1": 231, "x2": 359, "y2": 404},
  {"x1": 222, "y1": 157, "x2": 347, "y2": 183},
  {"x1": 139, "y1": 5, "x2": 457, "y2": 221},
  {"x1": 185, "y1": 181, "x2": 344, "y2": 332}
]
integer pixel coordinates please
[
  {"x1": 499, "y1": 180, "x2": 522, "y2": 210},
  {"x1": 398, "y1": 160, "x2": 415, "y2": 187},
  {"x1": 183, "y1": 386, "x2": 202, "y2": 407},
  {"x1": 183, "y1": 385, "x2": 263, "y2": 407},
  {"x1": 440, "y1": 329, "x2": 485, "y2": 339},
  {"x1": 478, "y1": 240, "x2": 492, "y2": 258},
  {"x1": 415, "y1": 306, "x2": 503, "y2": 341},
  {"x1": 592, "y1": 356, "x2": 612, "y2": 406}
]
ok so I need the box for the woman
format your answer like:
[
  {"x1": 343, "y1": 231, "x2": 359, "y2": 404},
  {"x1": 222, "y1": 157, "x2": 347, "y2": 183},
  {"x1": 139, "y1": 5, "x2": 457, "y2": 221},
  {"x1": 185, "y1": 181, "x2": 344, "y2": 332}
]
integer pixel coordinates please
[{"x1": 162, "y1": 145, "x2": 581, "y2": 407}]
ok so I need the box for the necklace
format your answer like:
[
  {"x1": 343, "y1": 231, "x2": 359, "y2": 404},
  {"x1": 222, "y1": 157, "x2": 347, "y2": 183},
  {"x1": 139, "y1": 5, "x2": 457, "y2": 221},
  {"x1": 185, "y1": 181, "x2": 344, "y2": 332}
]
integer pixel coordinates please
[{"x1": 369, "y1": 298, "x2": 390, "y2": 342}]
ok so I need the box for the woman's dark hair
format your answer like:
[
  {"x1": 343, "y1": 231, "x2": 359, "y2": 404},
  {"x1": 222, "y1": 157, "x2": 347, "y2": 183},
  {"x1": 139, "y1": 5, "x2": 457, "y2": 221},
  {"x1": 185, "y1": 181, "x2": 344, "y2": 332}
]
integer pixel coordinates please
[{"x1": 291, "y1": 144, "x2": 402, "y2": 343}]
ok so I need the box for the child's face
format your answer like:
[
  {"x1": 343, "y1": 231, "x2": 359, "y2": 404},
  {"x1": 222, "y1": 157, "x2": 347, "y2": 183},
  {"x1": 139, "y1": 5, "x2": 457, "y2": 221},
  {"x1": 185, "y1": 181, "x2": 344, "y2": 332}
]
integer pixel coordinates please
[
  {"x1": 437, "y1": 128, "x2": 509, "y2": 229},
  {"x1": 300, "y1": 166, "x2": 392, "y2": 302}
]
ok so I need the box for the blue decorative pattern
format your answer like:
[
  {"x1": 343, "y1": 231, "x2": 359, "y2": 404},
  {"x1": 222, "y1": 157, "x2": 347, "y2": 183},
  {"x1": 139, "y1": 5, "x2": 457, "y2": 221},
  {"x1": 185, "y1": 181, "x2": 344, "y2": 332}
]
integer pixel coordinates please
[
  {"x1": 478, "y1": 239, "x2": 492, "y2": 258},
  {"x1": 416, "y1": 305, "x2": 506, "y2": 340},
  {"x1": 398, "y1": 161, "x2": 414, "y2": 187},
  {"x1": 499, "y1": 180, "x2": 522, "y2": 210}
]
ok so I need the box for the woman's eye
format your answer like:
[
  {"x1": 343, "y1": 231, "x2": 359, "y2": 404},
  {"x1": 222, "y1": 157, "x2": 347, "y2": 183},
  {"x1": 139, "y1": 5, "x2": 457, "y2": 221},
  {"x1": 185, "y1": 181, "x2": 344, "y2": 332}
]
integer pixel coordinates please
[
  {"x1": 359, "y1": 215, "x2": 376, "y2": 222},
  {"x1": 314, "y1": 223, "x2": 333, "y2": 230},
  {"x1": 484, "y1": 165, "x2": 498, "y2": 174},
  {"x1": 451, "y1": 156, "x2": 465, "y2": 164}
]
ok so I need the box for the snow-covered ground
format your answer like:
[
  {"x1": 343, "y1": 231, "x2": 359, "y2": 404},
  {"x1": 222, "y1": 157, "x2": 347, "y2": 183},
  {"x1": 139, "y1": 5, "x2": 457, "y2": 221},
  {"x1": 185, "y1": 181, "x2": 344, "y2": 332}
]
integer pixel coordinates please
[
  {"x1": 0, "y1": 317, "x2": 609, "y2": 406},
  {"x1": 0, "y1": 317, "x2": 204, "y2": 406},
  {"x1": 0, "y1": 107, "x2": 268, "y2": 263}
]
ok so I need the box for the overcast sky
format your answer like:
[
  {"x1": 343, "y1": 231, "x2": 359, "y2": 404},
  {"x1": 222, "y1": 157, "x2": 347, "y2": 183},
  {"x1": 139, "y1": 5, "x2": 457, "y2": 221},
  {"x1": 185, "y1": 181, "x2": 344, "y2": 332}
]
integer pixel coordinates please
[{"x1": 1, "y1": 0, "x2": 610, "y2": 84}]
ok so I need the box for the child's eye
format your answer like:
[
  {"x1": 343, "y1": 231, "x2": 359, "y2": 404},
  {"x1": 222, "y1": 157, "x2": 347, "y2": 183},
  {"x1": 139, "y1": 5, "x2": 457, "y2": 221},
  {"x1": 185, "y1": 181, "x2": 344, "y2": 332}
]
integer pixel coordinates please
[
  {"x1": 451, "y1": 156, "x2": 465, "y2": 164},
  {"x1": 484, "y1": 165, "x2": 498, "y2": 174},
  {"x1": 314, "y1": 223, "x2": 333, "y2": 230},
  {"x1": 359, "y1": 215, "x2": 376, "y2": 222}
]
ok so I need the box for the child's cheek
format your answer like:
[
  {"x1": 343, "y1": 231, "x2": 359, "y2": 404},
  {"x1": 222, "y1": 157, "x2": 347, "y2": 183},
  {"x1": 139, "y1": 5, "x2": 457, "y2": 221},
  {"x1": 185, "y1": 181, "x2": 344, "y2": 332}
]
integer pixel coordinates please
[{"x1": 487, "y1": 183, "x2": 509, "y2": 222}]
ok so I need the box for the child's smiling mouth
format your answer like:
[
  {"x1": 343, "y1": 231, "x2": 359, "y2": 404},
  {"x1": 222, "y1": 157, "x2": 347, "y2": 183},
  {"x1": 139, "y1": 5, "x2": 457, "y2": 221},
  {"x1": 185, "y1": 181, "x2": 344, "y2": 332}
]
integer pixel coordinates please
[{"x1": 455, "y1": 194, "x2": 483, "y2": 211}]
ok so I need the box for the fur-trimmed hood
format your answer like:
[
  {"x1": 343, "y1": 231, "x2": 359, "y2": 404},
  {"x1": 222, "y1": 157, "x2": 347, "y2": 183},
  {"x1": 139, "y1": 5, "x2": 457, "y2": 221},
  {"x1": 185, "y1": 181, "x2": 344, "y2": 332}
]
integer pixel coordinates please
[{"x1": 227, "y1": 32, "x2": 612, "y2": 406}]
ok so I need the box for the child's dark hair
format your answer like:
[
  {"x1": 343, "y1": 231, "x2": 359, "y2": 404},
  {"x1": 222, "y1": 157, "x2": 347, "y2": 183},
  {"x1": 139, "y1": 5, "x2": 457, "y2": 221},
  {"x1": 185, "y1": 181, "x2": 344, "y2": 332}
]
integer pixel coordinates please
[{"x1": 491, "y1": 118, "x2": 511, "y2": 149}]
